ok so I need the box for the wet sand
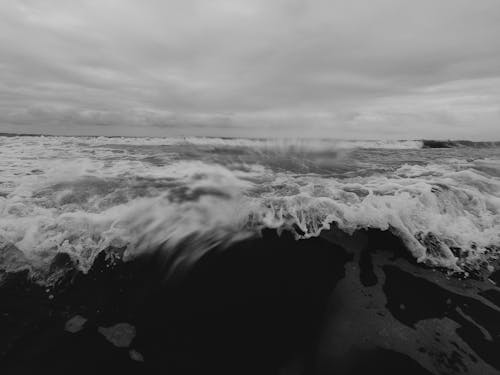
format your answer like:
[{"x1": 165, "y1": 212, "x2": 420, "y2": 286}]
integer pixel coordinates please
[{"x1": 1, "y1": 229, "x2": 499, "y2": 374}]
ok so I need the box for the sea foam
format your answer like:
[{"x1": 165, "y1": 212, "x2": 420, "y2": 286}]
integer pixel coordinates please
[{"x1": 0, "y1": 136, "x2": 499, "y2": 282}]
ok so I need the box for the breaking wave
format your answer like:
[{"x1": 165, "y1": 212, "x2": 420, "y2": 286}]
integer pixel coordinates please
[
  {"x1": 422, "y1": 140, "x2": 500, "y2": 149},
  {"x1": 1, "y1": 134, "x2": 425, "y2": 150},
  {"x1": 0, "y1": 136, "x2": 499, "y2": 283},
  {"x1": 3, "y1": 134, "x2": 500, "y2": 150}
]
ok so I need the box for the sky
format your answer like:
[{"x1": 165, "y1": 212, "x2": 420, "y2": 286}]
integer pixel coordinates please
[{"x1": 1, "y1": 0, "x2": 500, "y2": 139}]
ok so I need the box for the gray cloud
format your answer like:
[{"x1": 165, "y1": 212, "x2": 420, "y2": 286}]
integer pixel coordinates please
[{"x1": 1, "y1": 0, "x2": 499, "y2": 139}]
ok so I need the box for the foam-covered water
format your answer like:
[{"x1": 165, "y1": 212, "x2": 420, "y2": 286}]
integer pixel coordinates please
[{"x1": 1, "y1": 136, "x2": 499, "y2": 281}]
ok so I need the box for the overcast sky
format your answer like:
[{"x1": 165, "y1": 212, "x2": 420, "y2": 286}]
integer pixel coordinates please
[{"x1": 1, "y1": 0, "x2": 499, "y2": 139}]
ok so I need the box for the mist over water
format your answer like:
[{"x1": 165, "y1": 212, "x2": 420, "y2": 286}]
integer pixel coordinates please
[{"x1": 0, "y1": 135, "x2": 499, "y2": 282}]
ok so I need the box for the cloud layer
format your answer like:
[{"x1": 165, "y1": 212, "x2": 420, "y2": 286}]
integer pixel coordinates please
[{"x1": 1, "y1": 0, "x2": 500, "y2": 139}]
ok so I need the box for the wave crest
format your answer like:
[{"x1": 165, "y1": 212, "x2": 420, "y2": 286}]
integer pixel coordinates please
[{"x1": 1, "y1": 159, "x2": 499, "y2": 283}]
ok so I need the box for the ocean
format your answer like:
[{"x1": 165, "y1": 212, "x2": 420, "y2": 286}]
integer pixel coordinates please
[{"x1": 1, "y1": 135, "x2": 500, "y2": 374}]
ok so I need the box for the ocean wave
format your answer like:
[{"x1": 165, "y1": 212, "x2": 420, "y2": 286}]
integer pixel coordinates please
[
  {"x1": 1, "y1": 134, "x2": 425, "y2": 150},
  {"x1": 1, "y1": 156, "x2": 499, "y2": 283},
  {"x1": 3, "y1": 134, "x2": 500, "y2": 153},
  {"x1": 422, "y1": 140, "x2": 500, "y2": 149}
]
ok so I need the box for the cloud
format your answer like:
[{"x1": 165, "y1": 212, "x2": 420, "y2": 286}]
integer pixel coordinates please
[{"x1": 0, "y1": 0, "x2": 499, "y2": 139}]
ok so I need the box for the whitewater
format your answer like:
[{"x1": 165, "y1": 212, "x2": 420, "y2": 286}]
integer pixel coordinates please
[{"x1": 0, "y1": 135, "x2": 499, "y2": 282}]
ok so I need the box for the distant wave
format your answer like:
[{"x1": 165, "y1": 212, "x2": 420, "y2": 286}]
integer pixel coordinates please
[
  {"x1": 422, "y1": 140, "x2": 500, "y2": 149},
  {"x1": 3, "y1": 134, "x2": 500, "y2": 151},
  {"x1": 1, "y1": 134, "x2": 424, "y2": 150}
]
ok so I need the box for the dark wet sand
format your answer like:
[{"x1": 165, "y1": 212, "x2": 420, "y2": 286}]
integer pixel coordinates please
[{"x1": 1, "y1": 229, "x2": 499, "y2": 375}]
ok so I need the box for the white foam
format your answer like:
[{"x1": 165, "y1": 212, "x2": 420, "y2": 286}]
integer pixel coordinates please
[{"x1": 0, "y1": 136, "x2": 498, "y2": 281}]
